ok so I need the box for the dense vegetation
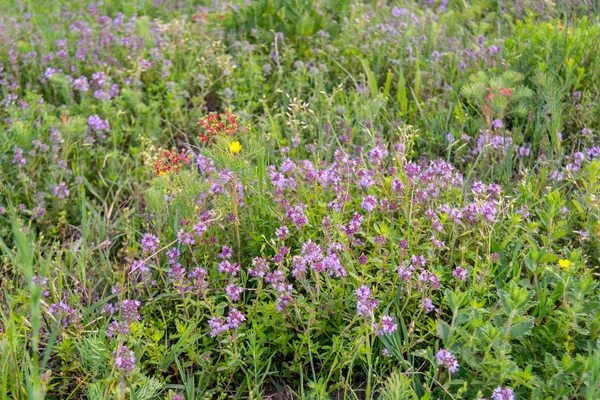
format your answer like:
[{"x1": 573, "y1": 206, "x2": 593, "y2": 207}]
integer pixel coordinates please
[{"x1": 1, "y1": 0, "x2": 600, "y2": 399}]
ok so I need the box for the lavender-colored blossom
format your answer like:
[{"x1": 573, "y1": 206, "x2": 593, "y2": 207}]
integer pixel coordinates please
[
  {"x1": 276, "y1": 225, "x2": 289, "y2": 240},
  {"x1": 140, "y1": 233, "x2": 159, "y2": 253},
  {"x1": 52, "y1": 182, "x2": 70, "y2": 199},
  {"x1": 491, "y1": 119, "x2": 503, "y2": 129},
  {"x1": 208, "y1": 316, "x2": 229, "y2": 337},
  {"x1": 491, "y1": 387, "x2": 515, "y2": 400},
  {"x1": 219, "y1": 246, "x2": 233, "y2": 259},
  {"x1": 453, "y1": 267, "x2": 468, "y2": 282},
  {"x1": 423, "y1": 297, "x2": 437, "y2": 314},
  {"x1": 48, "y1": 302, "x2": 82, "y2": 328},
  {"x1": 225, "y1": 284, "x2": 243, "y2": 301},
  {"x1": 88, "y1": 115, "x2": 110, "y2": 132},
  {"x1": 374, "y1": 315, "x2": 398, "y2": 336},
  {"x1": 518, "y1": 145, "x2": 531, "y2": 157},
  {"x1": 73, "y1": 76, "x2": 89, "y2": 92},
  {"x1": 189, "y1": 267, "x2": 209, "y2": 293},
  {"x1": 107, "y1": 320, "x2": 130, "y2": 337},
  {"x1": 361, "y1": 195, "x2": 377, "y2": 212},
  {"x1": 177, "y1": 229, "x2": 195, "y2": 245},
  {"x1": 355, "y1": 285, "x2": 378, "y2": 317},
  {"x1": 275, "y1": 283, "x2": 293, "y2": 311},
  {"x1": 249, "y1": 257, "x2": 269, "y2": 278},
  {"x1": 121, "y1": 299, "x2": 141, "y2": 322},
  {"x1": 13, "y1": 147, "x2": 26, "y2": 166},
  {"x1": 436, "y1": 349, "x2": 459, "y2": 373},
  {"x1": 218, "y1": 260, "x2": 239, "y2": 276},
  {"x1": 114, "y1": 346, "x2": 136, "y2": 376},
  {"x1": 226, "y1": 307, "x2": 246, "y2": 329}
]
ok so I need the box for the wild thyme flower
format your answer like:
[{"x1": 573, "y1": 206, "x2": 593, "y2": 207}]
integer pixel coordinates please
[
  {"x1": 453, "y1": 266, "x2": 469, "y2": 282},
  {"x1": 249, "y1": 257, "x2": 269, "y2": 278},
  {"x1": 166, "y1": 248, "x2": 180, "y2": 264},
  {"x1": 140, "y1": 233, "x2": 159, "y2": 253},
  {"x1": 48, "y1": 302, "x2": 82, "y2": 329},
  {"x1": 208, "y1": 316, "x2": 229, "y2": 337},
  {"x1": 12, "y1": 147, "x2": 26, "y2": 166},
  {"x1": 423, "y1": 297, "x2": 437, "y2": 314},
  {"x1": 73, "y1": 76, "x2": 89, "y2": 91},
  {"x1": 266, "y1": 270, "x2": 285, "y2": 285},
  {"x1": 275, "y1": 283, "x2": 293, "y2": 311},
  {"x1": 177, "y1": 229, "x2": 195, "y2": 246},
  {"x1": 225, "y1": 284, "x2": 243, "y2": 301},
  {"x1": 226, "y1": 307, "x2": 245, "y2": 329},
  {"x1": 219, "y1": 245, "x2": 233, "y2": 259},
  {"x1": 106, "y1": 320, "x2": 130, "y2": 337},
  {"x1": 193, "y1": 221, "x2": 207, "y2": 236},
  {"x1": 275, "y1": 225, "x2": 289, "y2": 240},
  {"x1": 291, "y1": 256, "x2": 307, "y2": 280},
  {"x1": 374, "y1": 315, "x2": 398, "y2": 336},
  {"x1": 355, "y1": 285, "x2": 378, "y2": 317},
  {"x1": 323, "y1": 253, "x2": 346, "y2": 277},
  {"x1": 121, "y1": 299, "x2": 141, "y2": 322},
  {"x1": 218, "y1": 260, "x2": 239, "y2": 276},
  {"x1": 436, "y1": 349, "x2": 459, "y2": 373},
  {"x1": 491, "y1": 119, "x2": 503, "y2": 129},
  {"x1": 361, "y1": 195, "x2": 377, "y2": 212},
  {"x1": 113, "y1": 346, "x2": 136, "y2": 376},
  {"x1": 189, "y1": 267, "x2": 209, "y2": 293},
  {"x1": 491, "y1": 387, "x2": 515, "y2": 400},
  {"x1": 88, "y1": 115, "x2": 110, "y2": 132}
]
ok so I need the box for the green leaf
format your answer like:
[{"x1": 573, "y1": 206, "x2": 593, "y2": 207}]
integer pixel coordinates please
[
  {"x1": 436, "y1": 320, "x2": 451, "y2": 345},
  {"x1": 509, "y1": 320, "x2": 534, "y2": 339}
]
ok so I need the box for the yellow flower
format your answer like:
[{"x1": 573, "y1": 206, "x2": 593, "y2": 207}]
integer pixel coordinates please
[
  {"x1": 558, "y1": 259, "x2": 571, "y2": 269},
  {"x1": 230, "y1": 141, "x2": 242, "y2": 155}
]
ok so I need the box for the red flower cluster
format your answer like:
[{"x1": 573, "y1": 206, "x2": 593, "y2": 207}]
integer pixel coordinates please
[
  {"x1": 198, "y1": 109, "x2": 239, "y2": 143},
  {"x1": 154, "y1": 149, "x2": 190, "y2": 176},
  {"x1": 485, "y1": 87, "x2": 513, "y2": 100}
]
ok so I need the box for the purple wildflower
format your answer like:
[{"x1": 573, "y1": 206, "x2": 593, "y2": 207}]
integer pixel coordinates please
[
  {"x1": 423, "y1": 297, "x2": 437, "y2": 314},
  {"x1": 218, "y1": 260, "x2": 239, "y2": 276},
  {"x1": 491, "y1": 387, "x2": 515, "y2": 400},
  {"x1": 361, "y1": 195, "x2": 377, "y2": 212},
  {"x1": 374, "y1": 315, "x2": 398, "y2": 336},
  {"x1": 113, "y1": 346, "x2": 136, "y2": 376},
  {"x1": 88, "y1": 115, "x2": 110, "y2": 132},
  {"x1": 121, "y1": 300, "x2": 141, "y2": 322},
  {"x1": 436, "y1": 349, "x2": 459, "y2": 373},
  {"x1": 491, "y1": 119, "x2": 503, "y2": 129},
  {"x1": 140, "y1": 233, "x2": 159, "y2": 253},
  {"x1": 276, "y1": 225, "x2": 289, "y2": 240},
  {"x1": 453, "y1": 267, "x2": 468, "y2": 282},
  {"x1": 225, "y1": 284, "x2": 243, "y2": 301},
  {"x1": 226, "y1": 307, "x2": 246, "y2": 329},
  {"x1": 208, "y1": 316, "x2": 229, "y2": 337},
  {"x1": 355, "y1": 285, "x2": 378, "y2": 317},
  {"x1": 73, "y1": 76, "x2": 89, "y2": 92},
  {"x1": 13, "y1": 147, "x2": 26, "y2": 166},
  {"x1": 249, "y1": 257, "x2": 269, "y2": 278},
  {"x1": 53, "y1": 182, "x2": 70, "y2": 199}
]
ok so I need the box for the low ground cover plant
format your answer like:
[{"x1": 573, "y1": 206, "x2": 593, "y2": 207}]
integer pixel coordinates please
[{"x1": 1, "y1": 1, "x2": 599, "y2": 399}]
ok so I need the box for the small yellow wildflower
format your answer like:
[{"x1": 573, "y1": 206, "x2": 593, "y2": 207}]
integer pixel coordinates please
[
  {"x1": 558, "y1": 259, "x2": 571, "y2": 269},
  {"x1": 230, "y1": 141, "x2": 242, "y2": 154}
]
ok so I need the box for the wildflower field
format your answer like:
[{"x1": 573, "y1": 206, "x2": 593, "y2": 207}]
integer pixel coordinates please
[{"x1": 1, "y1": 0, "x2": 600, "y2": 399}]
